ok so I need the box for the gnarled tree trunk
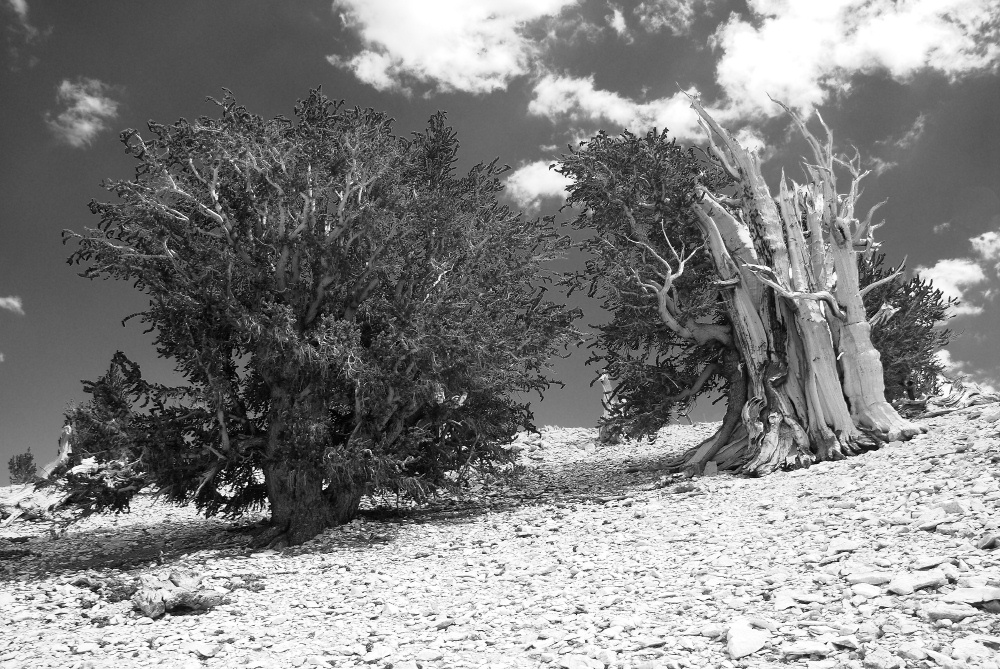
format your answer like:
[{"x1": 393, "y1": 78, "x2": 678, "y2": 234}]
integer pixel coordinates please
[
  {"x1": 665, "y1": 98, "x2": 924, "y2": 475},
  {"x1": 254, "y1": 391, "x2": 365, "y2": 548}
]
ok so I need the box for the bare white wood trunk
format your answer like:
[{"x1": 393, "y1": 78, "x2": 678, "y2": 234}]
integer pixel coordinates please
[{"x1": 665, "y1": 97, "x2": 924, "y2": 476}]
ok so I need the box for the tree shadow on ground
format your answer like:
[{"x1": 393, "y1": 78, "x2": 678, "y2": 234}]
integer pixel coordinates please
[{"x1": 0, "y1": 445, "x2": 702, "y2": 581}]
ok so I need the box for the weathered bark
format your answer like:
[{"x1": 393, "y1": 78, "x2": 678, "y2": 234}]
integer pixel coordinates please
[
  {"x1": 598, "y1": 373, "x2": 621, "y2": 444},
  {"x1": 662, "y1": 97, "x2": 925, "y2": 476},
  {"x1": 254, "y1": 391, "x2": 364, "y2": 548},
  {"x1": 666, "y1": 347, "x2": 748, "y2": 473}
]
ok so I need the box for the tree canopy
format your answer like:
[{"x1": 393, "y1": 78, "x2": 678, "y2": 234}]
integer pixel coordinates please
[
  {"x1": 63, "y1": 89, "x2": 579, "y2": 546},
  {"x1": 558, "y1": 128, "x2": 733, "y2": 439}
]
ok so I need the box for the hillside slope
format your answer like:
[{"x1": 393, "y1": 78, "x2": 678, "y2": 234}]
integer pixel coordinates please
[{"x1": 1, "y1": 410, "x2": 999, "y2": 668}]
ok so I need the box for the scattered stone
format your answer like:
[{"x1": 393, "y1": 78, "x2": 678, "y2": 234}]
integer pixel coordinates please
[
  {"x1": 912, "y1": 556, "x2": 954, "y2": 570},
  {"x1": 951, "y1": 637, "x2": 992, "y2": 660},
  {"x1": 976, "y1": 533, "x2": 998, "y2": 549},
  {"x1": 924, "y1": 602, "x2": 980, "y2": 622},
  {"x1": 897, "y1": 642, "x2": 927, "y2": 661},
  {"x1": 851, "y1": 583, "x2": 882, "y2": 598},
  {"x1": 131, "y1": 570, "x2": 229, "y2": 619},
  {"x1": 3, "y1": 414, "x2": 1000, "y2": 669},
  {"x1": 828, "y1": 538, "x2": 863, "y2": 554},
  {"x1": 940, "y1": 586, "x2": 1000, "y2": 604},
  {"x1": 862, "y1": 646, "x2": 905, "y2": 669},
  {"x1": 847, "y1": 571, "x2": 893, "y2": 585},
  {"x1": 726, "y1": 620, "x2": 769, "y2": 659},
  {"x1": 783, "y1": 640, "x2": 833, "y2": 657},
  {"x1": 559, "y1": 655, "x2": 602, "y2": 669},
  {"x1": 887, "y1": 569, "x2": 947, "y2": 595}
]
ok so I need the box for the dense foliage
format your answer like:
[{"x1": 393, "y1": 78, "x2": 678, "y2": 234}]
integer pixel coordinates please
[
  {"x1": 62, "y1": 89, "x2": 579, "y2": 544},
  {"x1": 7, "y1": 449, "x2": 36, "y2": 485},
  {"x1": 558, "y1": 129, "x2": 733, "y2": 439},
  {"x1": 861, "y1": 252, "x2": 956, "y2": 402}
]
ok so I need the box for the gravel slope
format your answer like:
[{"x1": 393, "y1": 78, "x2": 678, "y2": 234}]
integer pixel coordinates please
[{"x1": 1, "y1": 410, "x2": 999, "y2": 669}]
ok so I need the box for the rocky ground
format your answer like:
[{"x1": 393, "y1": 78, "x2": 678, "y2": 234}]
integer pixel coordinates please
[{"x1": 2, "y1": 408, "x2": 1000, "y2": 669}]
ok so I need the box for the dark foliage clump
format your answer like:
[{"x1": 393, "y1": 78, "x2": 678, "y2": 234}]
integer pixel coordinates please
[
  {"x1": 7, "y1": 449, "x2": 37, "y2": 485},
  {"x1": 557, "y1": 129, "x2": 733, "y2": 440},
  {"x1": 860, "y1": 251, "x2": 957, "y2": 402}
]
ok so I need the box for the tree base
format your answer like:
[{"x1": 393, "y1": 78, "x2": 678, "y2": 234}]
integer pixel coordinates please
[
  {"x1": 664, "y1": 409, "x2": 920, "y2": 477},
  {"x1": 251, "y1": 482, "x2": 364, "y2": 549}
]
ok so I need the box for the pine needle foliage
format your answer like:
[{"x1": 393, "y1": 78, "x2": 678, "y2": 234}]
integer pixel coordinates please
[
  {"x1": 860, "y1": 251, "x2": 956, "y2": 401},
  {"x1": 7, "y1": 449, "x2": 37, "y2": 485}
]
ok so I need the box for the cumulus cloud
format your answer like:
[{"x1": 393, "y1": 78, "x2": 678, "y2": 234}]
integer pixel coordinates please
[
  {"x1": 505, "y1": 160, "x2": 571, "y2": 211},
  {"x1": 916, "y1": 257, "x2": 986, "y2": 317},
  {"x1": 328, "y1": 0, "x2": 577, "y2": 95},
  {"x1": 0, "y1": 295, "x2": 24, "y2": 315},
  {"x1": 934, "y1": 349, "x2": 964, "y2": 374},
  {"x1": 45, "y1": 78, "x2": 121, "y2": 148},
  {"x1": 934, "y1": 351, "x2": 998, "y2": 391},
  {"x1": 971, "y1": 230, "x2": 1000, "y2": 263},
  {"x1": 711, "y1": 0, "x2": 1000, "y2": 120},
  {"x1": 529, "y1": 74, "x2": 704, "y2": 140}
]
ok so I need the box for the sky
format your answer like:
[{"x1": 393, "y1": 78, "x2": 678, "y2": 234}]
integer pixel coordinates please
[{"x1": 1, "y1": 0, "x2": 999, "y2": 481}]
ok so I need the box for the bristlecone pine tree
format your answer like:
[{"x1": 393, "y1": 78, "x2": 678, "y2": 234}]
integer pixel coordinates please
[
  {"x1": 7, "y1": 449, "x2": 37, "y2": 485},
  {"x1": 860, "y1": 251, "x2": 956, "y2": 403},
  {"x1": 560, "y1": 98, "x2": 925, "y2": 475},
  {"x1": 63, "y1": 90, "x2": 579, "y2": 546}
]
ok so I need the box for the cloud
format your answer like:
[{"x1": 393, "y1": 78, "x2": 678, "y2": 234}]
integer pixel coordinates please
[
  {"x1": 916, "y1": 257, "x2": 986, "y2": 316},
  {"x1": 528, "y1": 74, "x2": 704, "y2": 140},
  {"x1": 933, "y1": 221, "x2": 952, "y2": 235},
  {"x1": 711, "y1": 0, "x2": 1000, "y2": 121},
  {"x1": 3, "y1": 0, "x2": 46, "y2": 68},
  {"x1": 891, "y1": 114, "x2": 927, "y2": 150},
  {"x1": 934, "y1": 349, "x2": 964, "y2": 374},
  {"x1": 328, "y1": 0, "x2": 577, "y2": 95},
  {"x1": 505, "y1": 160, "x2": 571, "y2": 211},
  {"x1": 45, "y1": 78, "x2": 121, "y2": 148},
  {"x1": 634, "y1": 0, "x2": 712, "y2": 36},
  {"x1": 871, "y1": 113, "x2": 929, "y2": 174},
  {"x1": 934, "y1": 350, "x2": 999, "y2": 391},
  {"x1": 971, "y1": 230, "x2": 1000, "y2": 262},
  {"x1": 608, "y1": 6, "x2": 630, "y2": 41},
  {"x1": 0, "y1": 295, "x2": 24, "y2": 315}
]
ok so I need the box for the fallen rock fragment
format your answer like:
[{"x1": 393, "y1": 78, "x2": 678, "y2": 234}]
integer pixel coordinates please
[
  {"x1": 976, "y1": 533, "x2": 998, "y2": 549},
  {"x1": 940, "y1": 586, "x2": 1000, "y2": 604},
  {"x1": 923, "y1": 601, "x2": 980, "y2": 622},
  {"x1": 886, "y1": 569, "x2": 947, "y2": 595},
  {"x1": 782, "y1": 639, "x2": 833, "y2": 657},
  {"x1": 862, "y1": 646, "x2": 905, "y2": 669},
  {"x1": 851, "y1": 583, "x2": 882, "y2": 598},
  {"x1": 951, "y1": 637, "x2": 993, "y2": 661},
  {"x1": 828, "y1": 538, "x2": 863, "y2": 554},
  {"x1": 726, "y1": 619, "x2": 770, "y2": 659},
  {"x1": 896, "y1": 642, "x2": 927, "y2": 661},
  {"x1": 559, "y1": 655, "x2": 602, "y2": 669},
  {"x1": 846, "y1": 571, "x2": 893, "y2": 585},
  {"x1": 131, "y1": 570, "x2": 229, "y2": 619},
  {"x1": 912, "y1": 556, "x2": 954, "y2": 570}
]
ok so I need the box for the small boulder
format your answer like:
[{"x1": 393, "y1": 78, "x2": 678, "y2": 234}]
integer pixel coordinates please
[
  {"x1": 941, "y1": 586, "x2": 1000, "y2": 604},
  {"x1": 726, "y1": 620, "x2": 769, "y2": 659},
  {"x1": 924, "y1": 602, "x2": 979, "y2": 622}
]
